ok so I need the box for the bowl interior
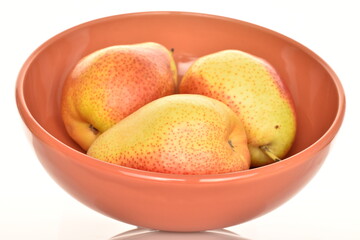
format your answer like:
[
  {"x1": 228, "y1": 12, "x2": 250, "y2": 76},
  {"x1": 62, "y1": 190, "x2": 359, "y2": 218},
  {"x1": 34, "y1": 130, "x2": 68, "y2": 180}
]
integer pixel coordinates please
[{"x1": 21, "y1": 12, "x2": 340, "y2": 162}]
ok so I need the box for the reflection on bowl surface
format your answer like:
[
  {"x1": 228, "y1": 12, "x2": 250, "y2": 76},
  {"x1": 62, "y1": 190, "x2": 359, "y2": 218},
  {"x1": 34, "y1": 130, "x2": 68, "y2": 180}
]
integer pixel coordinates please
[
  {"x1": 16, "y1": 11, "x2": 345, "y2": 232},
  {"x1": 110, "y1": 228, "x2": 249, "y2": 240}
]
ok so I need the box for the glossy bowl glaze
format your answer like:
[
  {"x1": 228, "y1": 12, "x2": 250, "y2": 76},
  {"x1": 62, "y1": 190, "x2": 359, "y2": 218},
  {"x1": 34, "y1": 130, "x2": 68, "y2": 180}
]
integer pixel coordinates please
[{"x1": 16, "y1": 12, "x2": 345, "y2": 232}]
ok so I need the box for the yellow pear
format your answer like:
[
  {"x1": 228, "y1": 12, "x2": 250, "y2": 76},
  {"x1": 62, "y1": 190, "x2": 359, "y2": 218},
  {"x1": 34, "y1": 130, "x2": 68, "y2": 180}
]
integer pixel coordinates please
[
  {"x1": 179, "y1": 50, "x2": 296, "y2": 167},
  {"x1": 87, "y1": 94, "x2": 250, "y2": 175},
  {"x1": 61, "y1": 42, "x2": 177, "y2": 151}
]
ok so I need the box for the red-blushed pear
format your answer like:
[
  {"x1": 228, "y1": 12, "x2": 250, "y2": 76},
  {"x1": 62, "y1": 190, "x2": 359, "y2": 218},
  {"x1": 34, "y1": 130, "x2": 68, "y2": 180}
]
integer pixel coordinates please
[
  {"x1": 180, "y1": 50, "x2": 296, "y2": 167},
  {"x1": 61, "y1": 42, "x2": 177, "y2": 151},
  {"x1": 87, "y1": 94, "x2": 251, "y2": 175}
]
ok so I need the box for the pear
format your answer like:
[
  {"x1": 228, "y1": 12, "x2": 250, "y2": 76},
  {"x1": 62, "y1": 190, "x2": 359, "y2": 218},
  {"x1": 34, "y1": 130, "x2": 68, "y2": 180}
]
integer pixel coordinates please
[
  {"x1": 61, "y1": 42, "x2": 177, "y2": 151},
  {"x1": 179, "y1": 50, "x2": 296, "y2": 167},
  {"x1": 87, "y1": 94, "x2": 250, "y2": 175}
]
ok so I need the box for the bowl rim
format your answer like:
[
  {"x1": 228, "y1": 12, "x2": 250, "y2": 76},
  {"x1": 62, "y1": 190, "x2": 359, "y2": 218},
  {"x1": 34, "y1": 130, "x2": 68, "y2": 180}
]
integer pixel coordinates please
[{"x1": 15, "y1": 11, "x2": 346, "y2": 184}]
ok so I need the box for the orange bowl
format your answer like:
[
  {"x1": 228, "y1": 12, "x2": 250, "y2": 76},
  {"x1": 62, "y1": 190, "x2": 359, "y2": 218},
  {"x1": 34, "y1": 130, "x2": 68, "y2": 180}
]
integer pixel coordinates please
[{"x1": 16, "y1": 12, "x2": 345, "y2": 232}]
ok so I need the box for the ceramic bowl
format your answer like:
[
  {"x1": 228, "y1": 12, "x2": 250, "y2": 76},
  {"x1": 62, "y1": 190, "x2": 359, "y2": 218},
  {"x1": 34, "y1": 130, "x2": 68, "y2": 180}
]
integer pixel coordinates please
[{"x1": 16, "y1": 12, "x2": 345, "y2": 232}]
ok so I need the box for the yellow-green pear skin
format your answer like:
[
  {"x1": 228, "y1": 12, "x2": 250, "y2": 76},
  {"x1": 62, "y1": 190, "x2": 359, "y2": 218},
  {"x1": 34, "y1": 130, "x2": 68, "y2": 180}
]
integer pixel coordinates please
[
  {"x1": 87, "y1": 94, "x2": 251, "y2": 175},
  {"x1": 61, "y1": 42, "x2": 177, "y2": 151},
  {"x1": 179, "y1": 50, "x2": 297, "y2": 168}
]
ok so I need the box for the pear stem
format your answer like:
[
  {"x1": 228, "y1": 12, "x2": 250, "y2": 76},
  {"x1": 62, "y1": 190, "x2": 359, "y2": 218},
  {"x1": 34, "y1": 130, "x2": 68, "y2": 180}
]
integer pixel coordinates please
[
  {"x1": 228, "y1": 140, "x2": 235, "y2": 152},
  {"x1": 260, "y1": 145, "x2": 281, "y2": 162},
  {"x1": 89, "y1": 124, "x2": 99, "y2": 135}
]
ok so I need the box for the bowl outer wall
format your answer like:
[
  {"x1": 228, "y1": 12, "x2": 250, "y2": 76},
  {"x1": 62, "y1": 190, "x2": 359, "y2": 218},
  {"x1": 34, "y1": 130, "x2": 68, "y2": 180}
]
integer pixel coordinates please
[{"x1": 28, "y1": 129, "x2": 332, "y2": 231}]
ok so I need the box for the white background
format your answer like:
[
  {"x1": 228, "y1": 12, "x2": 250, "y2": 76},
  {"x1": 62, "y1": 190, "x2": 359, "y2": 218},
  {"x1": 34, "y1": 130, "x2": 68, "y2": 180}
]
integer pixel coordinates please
[{"x1": 1, "y1": 0, "x2": 359, "y2": 239}]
